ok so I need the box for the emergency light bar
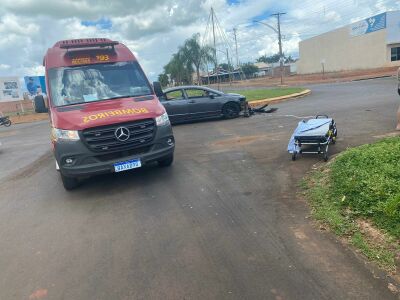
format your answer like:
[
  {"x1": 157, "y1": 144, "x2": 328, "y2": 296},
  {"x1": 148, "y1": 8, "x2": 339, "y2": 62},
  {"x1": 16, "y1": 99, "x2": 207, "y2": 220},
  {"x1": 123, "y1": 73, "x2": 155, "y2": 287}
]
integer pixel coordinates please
[{"x1": 56, "y1": 38, "x2": 119, "y2": 50}]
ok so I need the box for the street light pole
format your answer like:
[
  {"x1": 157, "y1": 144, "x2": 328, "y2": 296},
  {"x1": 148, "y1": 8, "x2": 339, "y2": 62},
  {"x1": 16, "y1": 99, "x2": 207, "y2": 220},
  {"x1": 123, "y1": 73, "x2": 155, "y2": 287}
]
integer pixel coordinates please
[
  {"x1": 211, "y1": 7, "x2": 219, "y2": 89},
  {"x1": 254, "y1": 12, "x2": 286, "y2": 85},
  {"x1": 226, "y1": 48, "x2": 232, "y2": 85},
  {"x1": 271, "y1": 12, "x2": 286, "y2": 85},
  {"x1": 233, "y1": 28, "x2": 239, "y2": 68}
]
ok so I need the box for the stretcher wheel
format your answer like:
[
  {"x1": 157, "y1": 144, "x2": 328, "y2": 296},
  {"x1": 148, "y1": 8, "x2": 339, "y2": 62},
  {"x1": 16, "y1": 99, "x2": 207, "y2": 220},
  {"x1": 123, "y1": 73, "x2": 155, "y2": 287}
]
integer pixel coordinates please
[
  {"x1": 292, "y1": 152, "x2": 297, "y2": 161},
  {"x1": 324, "y1": 153, "x2": 329, "y2": 162}
]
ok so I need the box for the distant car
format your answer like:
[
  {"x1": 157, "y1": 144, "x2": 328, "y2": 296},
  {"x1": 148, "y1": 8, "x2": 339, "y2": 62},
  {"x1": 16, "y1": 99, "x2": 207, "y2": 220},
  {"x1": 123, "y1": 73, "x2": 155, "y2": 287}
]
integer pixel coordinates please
[{"x1": 159, "y1": 86, "x2": 247, "y2": 124}]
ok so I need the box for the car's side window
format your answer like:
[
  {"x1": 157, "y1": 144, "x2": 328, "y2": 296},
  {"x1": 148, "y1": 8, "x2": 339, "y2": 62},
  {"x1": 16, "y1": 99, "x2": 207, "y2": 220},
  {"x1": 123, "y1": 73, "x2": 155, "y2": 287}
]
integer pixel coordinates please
[
  {"x1": 165, "y1": 90, "x2": 185, "y2": 101},
  {"x1": 185, "y1": 89, "x2": 207, "y2": 98}
]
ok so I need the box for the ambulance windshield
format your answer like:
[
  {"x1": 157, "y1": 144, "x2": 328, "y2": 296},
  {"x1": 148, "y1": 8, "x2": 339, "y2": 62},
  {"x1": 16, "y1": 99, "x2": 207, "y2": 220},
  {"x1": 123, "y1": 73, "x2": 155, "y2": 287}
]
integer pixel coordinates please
[{"x1": 48, "y1": 61, "x2": 152, "y2": 107}]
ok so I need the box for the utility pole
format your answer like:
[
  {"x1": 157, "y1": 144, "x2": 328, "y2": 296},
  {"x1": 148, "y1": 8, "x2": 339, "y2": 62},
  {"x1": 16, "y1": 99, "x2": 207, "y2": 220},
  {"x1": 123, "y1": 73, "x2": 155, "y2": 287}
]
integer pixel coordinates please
[
  {"x1": 233, "y1": 28, "x2": 239, "y2": 67},
  {"x1": 233, "y1": 27, "x2": 245, "y2": 81},
  {"x1": 211, "y1": 7, "x2": 219, "y2": 88},
  {"x1": 271, "y1": 12, "x2": 286, "y2": 85},
  {"x1": 226, "y1": 48, "x2": 232, "y2": 85}
]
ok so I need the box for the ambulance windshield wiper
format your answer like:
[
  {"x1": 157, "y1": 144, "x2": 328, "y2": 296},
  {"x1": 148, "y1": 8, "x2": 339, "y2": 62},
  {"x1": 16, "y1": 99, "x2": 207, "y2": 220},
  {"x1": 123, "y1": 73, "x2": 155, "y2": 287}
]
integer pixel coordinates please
[{"x1": 104, "y1": 93, "x2": 153, "y2": 101}]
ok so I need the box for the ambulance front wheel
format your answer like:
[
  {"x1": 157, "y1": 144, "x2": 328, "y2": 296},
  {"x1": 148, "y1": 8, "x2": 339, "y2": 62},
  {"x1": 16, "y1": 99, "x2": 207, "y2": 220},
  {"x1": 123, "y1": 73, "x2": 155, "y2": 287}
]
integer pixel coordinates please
[
  {"x1": 158, "y1": 154, "x2": 174, "y2": 167},
  {"x1": 60, "y1": 173, "x2": 80, "y2": 190}
]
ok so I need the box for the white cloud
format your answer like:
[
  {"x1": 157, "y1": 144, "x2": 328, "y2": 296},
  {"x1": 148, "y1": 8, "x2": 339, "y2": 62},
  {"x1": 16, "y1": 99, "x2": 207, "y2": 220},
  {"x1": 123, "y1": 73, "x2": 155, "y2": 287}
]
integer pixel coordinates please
[
  {"x1": 0, "y1": 64, "x2": 11, "y2": 70},
  {"x1": 0, "y1": 0, "x2": 398, "y2": 81}
]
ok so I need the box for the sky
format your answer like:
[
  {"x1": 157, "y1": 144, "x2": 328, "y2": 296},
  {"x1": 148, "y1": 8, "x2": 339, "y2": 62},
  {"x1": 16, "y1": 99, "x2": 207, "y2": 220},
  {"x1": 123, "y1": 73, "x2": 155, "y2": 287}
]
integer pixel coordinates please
[{"x1": 0, "y1": 0, "x2": 399, "y2": 82}]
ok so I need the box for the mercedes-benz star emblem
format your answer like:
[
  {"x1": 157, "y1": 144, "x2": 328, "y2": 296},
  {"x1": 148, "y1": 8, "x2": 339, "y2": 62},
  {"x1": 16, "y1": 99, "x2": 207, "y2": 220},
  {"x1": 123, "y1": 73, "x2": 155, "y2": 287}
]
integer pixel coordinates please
[{"x1": 115, "y1": 127, "x2": 130, "y2": 142}]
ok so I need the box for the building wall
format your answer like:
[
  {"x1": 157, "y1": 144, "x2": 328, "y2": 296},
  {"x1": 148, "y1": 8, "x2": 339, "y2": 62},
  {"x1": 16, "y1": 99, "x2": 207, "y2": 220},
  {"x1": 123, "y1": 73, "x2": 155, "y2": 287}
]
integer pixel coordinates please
[
  {"x1": 297, "y1": 27, "x2": 387, "y2": 74},
  {"x1": 0, "y1": 100, "x2": 33, "y2": 114}
]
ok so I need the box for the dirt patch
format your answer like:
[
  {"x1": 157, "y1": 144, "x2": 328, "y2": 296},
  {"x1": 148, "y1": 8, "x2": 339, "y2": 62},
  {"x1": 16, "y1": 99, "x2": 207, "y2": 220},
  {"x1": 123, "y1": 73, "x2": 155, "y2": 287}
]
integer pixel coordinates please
[
  {"x1": 357, "y1": 219, "x2": 389, "y2": 246},
  {"x1": 6, "y1": 151, "x2": 53, "y2": 182},
  {"x1": 212, "y1": 67, "x2": 397, "y2": 89},
  {"x1": 210, "y1": 134, "x2": 268, "y2": 147},
  {"x1": 357, "y1": 219, "x2": 400, "y2": 270},
  {"x1": 373, "y1": 132, "x2": 400, "y2": 139},
  {"x1": 10, "y1": 113, "x2": 49, "y2": 125}
]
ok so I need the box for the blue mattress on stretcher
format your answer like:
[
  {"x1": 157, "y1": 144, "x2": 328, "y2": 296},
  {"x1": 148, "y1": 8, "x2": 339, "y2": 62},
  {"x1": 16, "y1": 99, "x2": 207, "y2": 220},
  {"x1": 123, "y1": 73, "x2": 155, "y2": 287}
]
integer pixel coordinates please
[{"x1": 288, "y1": 119, "x2": 332, "y2": 153}]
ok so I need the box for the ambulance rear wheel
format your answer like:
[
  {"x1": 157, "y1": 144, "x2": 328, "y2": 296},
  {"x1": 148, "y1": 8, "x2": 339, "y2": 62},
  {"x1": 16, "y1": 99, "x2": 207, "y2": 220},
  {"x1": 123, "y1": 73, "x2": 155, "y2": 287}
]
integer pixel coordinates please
[{"x1": 60, "y1": 173, "x2": 79, "y2": 190}]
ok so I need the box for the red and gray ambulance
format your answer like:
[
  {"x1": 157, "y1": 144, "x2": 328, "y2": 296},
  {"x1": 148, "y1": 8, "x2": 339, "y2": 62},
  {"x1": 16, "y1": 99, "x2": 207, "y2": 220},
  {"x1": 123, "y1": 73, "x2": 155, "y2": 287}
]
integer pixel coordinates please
[{"x1": 42, "y1": 38, "x2": 174, "y2": 190}]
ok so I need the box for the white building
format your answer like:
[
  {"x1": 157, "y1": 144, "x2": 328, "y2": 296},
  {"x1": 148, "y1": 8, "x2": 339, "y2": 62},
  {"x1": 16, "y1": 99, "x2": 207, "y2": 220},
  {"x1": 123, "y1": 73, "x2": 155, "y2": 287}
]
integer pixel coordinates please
[{"x1": 297, "y1": 11, "x2": 400, "y2": 74}]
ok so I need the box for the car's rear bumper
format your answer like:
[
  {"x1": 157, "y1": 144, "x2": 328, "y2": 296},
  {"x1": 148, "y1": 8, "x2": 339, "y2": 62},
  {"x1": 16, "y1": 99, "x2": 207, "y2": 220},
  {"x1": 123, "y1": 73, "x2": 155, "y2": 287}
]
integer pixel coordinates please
[{"x1": 54, "y1": 125, "x2": 174, "y2": 178}]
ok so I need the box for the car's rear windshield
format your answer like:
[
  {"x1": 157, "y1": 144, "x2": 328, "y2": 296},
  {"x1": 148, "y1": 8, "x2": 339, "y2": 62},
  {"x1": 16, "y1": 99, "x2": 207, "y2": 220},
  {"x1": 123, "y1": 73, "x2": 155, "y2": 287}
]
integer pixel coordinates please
[{"x1": 48, "y1": 61, "x2": 152, "y2": 107}]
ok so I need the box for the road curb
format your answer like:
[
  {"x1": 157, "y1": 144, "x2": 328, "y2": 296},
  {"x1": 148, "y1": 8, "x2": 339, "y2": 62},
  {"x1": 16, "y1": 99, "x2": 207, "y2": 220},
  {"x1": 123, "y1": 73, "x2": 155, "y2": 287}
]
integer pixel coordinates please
[{"x1": 248, "y1": 89, "x2": 311, "y2": 107}]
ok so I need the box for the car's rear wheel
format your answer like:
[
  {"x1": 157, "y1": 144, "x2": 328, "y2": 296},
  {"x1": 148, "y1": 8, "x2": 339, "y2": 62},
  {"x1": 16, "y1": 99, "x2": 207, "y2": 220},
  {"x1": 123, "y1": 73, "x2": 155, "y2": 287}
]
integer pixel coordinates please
[
  {"x1": 158, "y1": 154, "x2": 174, "y2": 167},
  {"x1": 222, "y1": 103, "x2": 240, "y2": 119},
  {"x1": 60, "y1": 173, "x2": 80, "y2": 190}
]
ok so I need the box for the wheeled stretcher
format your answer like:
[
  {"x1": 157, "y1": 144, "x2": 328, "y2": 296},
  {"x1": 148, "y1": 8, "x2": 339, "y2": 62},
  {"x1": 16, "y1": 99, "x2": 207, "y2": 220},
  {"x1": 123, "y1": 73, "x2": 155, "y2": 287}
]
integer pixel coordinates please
[{"x1": 288, "y1": 115, "x2": 337, "y2": 161}]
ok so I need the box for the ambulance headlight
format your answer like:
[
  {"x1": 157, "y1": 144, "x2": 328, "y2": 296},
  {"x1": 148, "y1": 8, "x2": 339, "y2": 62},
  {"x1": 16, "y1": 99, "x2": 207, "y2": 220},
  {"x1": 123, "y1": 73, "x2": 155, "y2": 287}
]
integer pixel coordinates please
[
  {"x1": 51, "y1": 127, "x2": 80, "y2": 142},
  {"x1": 155, "y1": 112, "x2": 170, "y2": 126}
]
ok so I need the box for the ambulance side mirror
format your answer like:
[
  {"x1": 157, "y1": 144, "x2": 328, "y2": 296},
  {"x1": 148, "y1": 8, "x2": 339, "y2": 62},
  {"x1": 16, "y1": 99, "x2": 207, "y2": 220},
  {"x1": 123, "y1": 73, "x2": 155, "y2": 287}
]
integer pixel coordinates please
[{"x1": 153, "y1": 81, "x2": 164, "y2": 98}]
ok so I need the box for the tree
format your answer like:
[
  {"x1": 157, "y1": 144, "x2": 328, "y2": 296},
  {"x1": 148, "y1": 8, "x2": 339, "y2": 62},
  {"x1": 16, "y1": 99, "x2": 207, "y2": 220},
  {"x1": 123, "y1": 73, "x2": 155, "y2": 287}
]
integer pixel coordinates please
[
  {"x1": 257, "y1": 53, "x2": 296, "y2": 64},
  {"x1": 256, "y1": 53, "x2": 281, "y2": 64},
  {"x1": 218, "y1": 63, "x2": 233, "y2": 71},
  {"x1": 181, "y1": 33, "x2": 215, "y2": 85},
  {"x1": 164, "y1": 50, "x2": 193, "y2": 85},
  {"x1": 285, "y1": 55, "x2": 296, "y2": 63},
  {"x1": 158, "y1": 73, "x2": 169, "y2": 87},
  {"x1": 241, "y1": 63, "x2": 259, "y2": 77}
]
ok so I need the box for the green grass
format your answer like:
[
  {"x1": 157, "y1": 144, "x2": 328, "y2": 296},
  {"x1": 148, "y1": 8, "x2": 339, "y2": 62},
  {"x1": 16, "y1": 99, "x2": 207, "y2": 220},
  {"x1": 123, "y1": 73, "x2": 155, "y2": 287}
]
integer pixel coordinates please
[
  {"x1": 303, "y1": 137, "x2": 400, "y2": 270},
  {"x1": 227, "y1": 88, "x2": 306, "y2": 102}
]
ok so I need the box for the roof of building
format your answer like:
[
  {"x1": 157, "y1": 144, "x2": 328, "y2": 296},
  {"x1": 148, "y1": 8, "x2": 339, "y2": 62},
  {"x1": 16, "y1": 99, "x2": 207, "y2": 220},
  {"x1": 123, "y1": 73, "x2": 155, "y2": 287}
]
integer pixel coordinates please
[{"x1": 254, "y1": 62, "x2": 270, "y2": 69}]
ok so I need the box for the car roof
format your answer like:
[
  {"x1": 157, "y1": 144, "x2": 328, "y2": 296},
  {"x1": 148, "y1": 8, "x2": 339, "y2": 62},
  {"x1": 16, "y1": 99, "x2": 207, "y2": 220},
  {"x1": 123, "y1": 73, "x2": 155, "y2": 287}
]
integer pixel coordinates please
[{"x1": 164, "y1": 85, "x2": 224, "y2": 94}]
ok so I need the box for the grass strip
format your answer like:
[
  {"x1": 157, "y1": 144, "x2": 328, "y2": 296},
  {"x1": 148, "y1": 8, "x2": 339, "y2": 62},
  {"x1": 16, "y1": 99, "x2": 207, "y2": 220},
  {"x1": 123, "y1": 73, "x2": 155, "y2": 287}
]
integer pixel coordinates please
[
  {"x1": 303, "y1": 137, "x2": 400, "y2": 271},
  {"x1": 227, "y1": 88, "x2": 306, "y2": 102}
]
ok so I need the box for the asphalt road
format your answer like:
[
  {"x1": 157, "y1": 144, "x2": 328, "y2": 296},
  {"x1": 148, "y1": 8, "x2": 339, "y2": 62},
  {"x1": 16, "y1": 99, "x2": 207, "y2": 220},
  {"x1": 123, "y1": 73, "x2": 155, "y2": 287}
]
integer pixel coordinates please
[{"x1": 0, "y1": 78, "x2": 399, "y2": 300}]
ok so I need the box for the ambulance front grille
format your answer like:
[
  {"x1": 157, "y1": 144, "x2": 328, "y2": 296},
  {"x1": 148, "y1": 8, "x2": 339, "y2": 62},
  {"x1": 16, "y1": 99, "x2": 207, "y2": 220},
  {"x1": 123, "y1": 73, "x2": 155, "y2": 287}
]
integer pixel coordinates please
[{"x1": 81, "y1": 119, "x2": 156, "y2": 152}]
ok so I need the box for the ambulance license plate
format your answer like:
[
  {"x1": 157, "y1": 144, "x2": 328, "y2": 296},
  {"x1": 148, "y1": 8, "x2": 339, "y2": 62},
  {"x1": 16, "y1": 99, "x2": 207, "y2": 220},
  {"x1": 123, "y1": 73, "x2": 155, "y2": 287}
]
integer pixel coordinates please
[{"x1": 114, "y1": 159, "x2": 141, "y2": 172}]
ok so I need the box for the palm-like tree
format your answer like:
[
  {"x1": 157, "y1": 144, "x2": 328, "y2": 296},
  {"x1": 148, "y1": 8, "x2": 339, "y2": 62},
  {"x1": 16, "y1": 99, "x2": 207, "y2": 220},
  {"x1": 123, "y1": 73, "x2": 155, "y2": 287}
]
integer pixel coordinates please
[
  {"x1": 181, "y1": 33, "x2": 215, "y2": 85},
  {"x1": 164, "y1": 51, "x2": 193, "y2": 85}
]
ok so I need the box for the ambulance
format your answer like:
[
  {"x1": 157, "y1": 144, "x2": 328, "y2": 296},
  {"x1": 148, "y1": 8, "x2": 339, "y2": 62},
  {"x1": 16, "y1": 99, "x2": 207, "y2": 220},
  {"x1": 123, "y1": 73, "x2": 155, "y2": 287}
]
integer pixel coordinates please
[{"x1": 42, "y1": 38, "x2": 175, "y2": 190}]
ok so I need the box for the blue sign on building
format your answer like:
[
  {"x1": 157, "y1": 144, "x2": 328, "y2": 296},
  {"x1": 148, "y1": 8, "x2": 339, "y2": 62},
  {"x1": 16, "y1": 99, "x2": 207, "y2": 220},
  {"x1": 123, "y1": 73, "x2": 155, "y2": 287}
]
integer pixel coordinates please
[{"x1": 350, "y1": 12, "x2": 386, "y2": 36}]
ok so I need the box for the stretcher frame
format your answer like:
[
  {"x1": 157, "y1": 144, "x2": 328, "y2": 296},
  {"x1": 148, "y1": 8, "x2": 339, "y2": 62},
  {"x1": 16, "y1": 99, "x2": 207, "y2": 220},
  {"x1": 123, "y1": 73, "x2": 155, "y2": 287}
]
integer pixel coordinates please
[{"x1": 291, "y1": 115, "x2": 337, "y2": 162}]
